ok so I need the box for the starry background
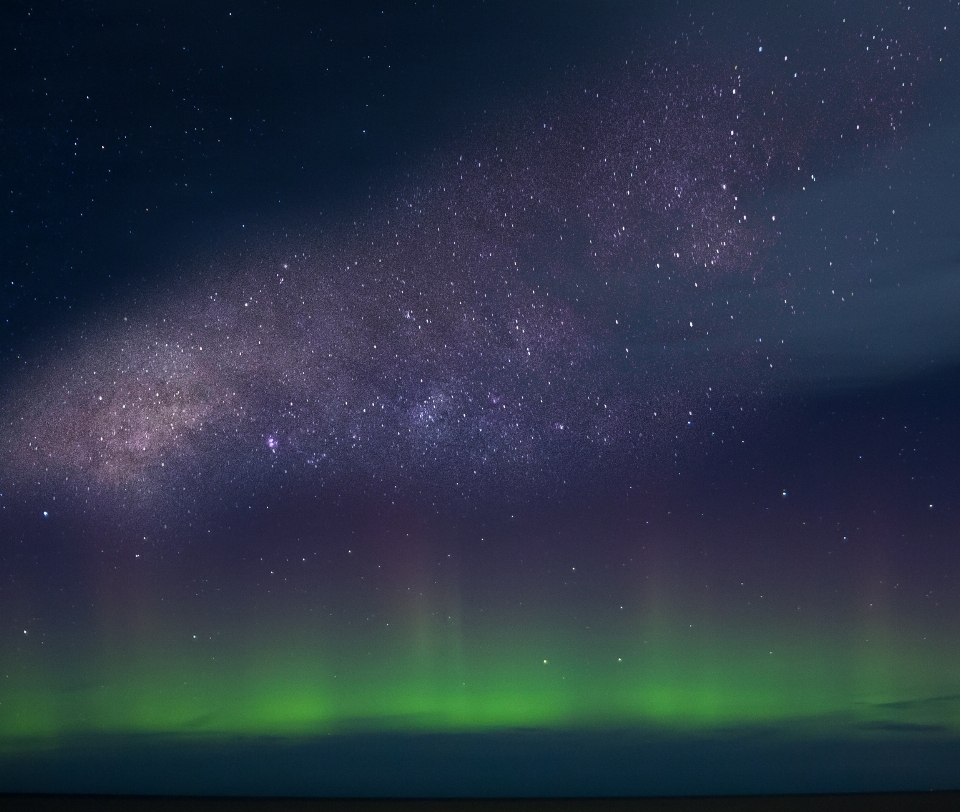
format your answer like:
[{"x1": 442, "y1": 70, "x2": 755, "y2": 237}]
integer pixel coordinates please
[{"x1": 2, "y1": 0, "x2": 960, "y2": 798}]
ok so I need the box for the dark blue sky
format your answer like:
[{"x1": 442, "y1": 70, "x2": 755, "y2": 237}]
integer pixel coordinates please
[{"x1": 2, "y1": 0, "x2": 960, "y2": 800}]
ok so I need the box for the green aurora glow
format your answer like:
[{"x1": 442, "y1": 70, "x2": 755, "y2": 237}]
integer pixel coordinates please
[{"x1": 4, "y1": 606, "x2": 958, "y2": 747}]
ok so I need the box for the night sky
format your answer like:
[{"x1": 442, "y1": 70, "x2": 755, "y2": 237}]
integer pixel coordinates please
[{"x1": 2, "y1": 0, "x2": 960, "y2": 798}]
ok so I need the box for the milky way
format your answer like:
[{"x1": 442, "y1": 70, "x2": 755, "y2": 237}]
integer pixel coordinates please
[{"x1": 0, "y1": 13, "x2": 944, "y2": 528}]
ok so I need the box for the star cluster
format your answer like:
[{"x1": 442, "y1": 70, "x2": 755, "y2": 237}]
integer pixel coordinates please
[{"x1": 1, "y1": 11, "x2": 945, "y2": 528}]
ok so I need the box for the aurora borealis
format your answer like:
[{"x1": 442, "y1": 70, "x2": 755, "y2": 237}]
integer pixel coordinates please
[{"x1": 2, "y1": 0, "x2": 960, "y2": 799}]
